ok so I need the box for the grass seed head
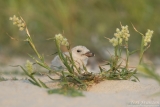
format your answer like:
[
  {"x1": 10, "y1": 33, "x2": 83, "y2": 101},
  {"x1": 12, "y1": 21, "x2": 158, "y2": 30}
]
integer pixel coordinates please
[
  {"x1": 25, "y1": 60, "x2": 33, "y2": 74},
  {"x1": 9, "y1": 15, "x2": 26, "y2": 31},
  {"x1": 144, "y1": 29, "x2": 153, "y2": 46},
  {"x1": 55, "y1": 34, "x2": 69, "y2": 46}
]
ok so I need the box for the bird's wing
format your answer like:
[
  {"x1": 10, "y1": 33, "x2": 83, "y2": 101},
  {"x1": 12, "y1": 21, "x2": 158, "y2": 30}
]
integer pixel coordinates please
[
  {"x1": 50, "y1": 52, "x2": 70, "y2": 70},
  {"x1": 50, "y1": 55, "x2": 65, "y2": 70}
]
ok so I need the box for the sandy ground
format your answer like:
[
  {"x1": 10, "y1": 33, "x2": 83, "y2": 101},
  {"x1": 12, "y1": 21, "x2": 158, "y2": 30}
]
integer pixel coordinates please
[
  {"x1": 0, "y1": 56, "x2": 160, "y2": 107},
  {"x1": 0, "y1": 79, "x2": 160, "y2": 107}
]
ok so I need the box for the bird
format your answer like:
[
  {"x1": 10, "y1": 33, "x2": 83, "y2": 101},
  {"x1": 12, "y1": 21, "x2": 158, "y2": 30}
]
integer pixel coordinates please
[{"x1": 50, "y1": 46, "x2": 95, "y2": 72}]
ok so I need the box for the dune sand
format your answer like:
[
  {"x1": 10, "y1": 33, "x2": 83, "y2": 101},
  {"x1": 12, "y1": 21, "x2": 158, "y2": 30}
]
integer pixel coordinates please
[
  {"x1": 0, "y1": 56, "x2": 160, "y2": 107},
  {"x1": 0, "y1": 78, "x2": 160, "y2": 107}
]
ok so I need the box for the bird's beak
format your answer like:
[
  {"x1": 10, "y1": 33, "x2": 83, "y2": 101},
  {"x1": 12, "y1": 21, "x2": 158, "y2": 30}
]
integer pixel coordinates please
[{"x1": 84, "y1": 51, "x2": 95, "y2": 57}]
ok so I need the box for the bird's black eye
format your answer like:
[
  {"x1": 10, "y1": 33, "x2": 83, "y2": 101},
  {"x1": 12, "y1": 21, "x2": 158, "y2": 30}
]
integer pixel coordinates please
[{"x1": 77, "y1": 50, "x2": 81, "y2": 52}]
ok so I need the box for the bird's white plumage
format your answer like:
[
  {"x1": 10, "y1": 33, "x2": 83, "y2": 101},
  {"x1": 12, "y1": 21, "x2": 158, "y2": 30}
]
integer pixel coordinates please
[{"x1": 50, "y1": 46, "x2": 93, "y2": 71}]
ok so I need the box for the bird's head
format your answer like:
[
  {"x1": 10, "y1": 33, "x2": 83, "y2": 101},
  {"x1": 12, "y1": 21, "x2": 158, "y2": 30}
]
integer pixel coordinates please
[{"x1": 71, "y1": 46, "x2": 95, "y2": 61}]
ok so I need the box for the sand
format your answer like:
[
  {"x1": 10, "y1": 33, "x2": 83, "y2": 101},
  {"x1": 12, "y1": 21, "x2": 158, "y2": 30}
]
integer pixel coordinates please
[
  {"x1": 0, "y1": 56, "x2": 160, "y2": 107},
  {"x1": 0, "y1": 78, "x2": 160, "y2": 107}
]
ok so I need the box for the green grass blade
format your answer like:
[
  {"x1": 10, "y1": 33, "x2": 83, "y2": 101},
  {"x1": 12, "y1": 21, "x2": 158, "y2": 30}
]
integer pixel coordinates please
[
  {"x1": 47, "y1": 75, "x2": 60, "y2": 81},
  {"x1": 129, "y1": 49, "x2": 139, "y2": 55},
  {"x1": 132, "y1": 74, "x2": 140, "y2": 82},
  {"x1": 38, "y1": 79, "x2": 49, "y2": 88},
  {"x1": 48, "y1": 88, "x2": 84, "y2": 97},
  {"x1": 28, "y1": 79, "x2": 39, "y2": 86}
]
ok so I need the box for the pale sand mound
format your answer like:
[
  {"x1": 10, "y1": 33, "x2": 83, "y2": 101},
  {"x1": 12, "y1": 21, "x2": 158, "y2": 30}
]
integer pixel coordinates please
[
  {"x1": 89, "y1": 80, "x2": 159, "y2": 93},
  {"x1": 0, "y1": 79, "x2": 160, "y2": 107}
]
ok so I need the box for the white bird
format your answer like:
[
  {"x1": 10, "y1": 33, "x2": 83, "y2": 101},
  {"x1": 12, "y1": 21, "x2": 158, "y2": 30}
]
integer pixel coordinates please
[{"x1": 50, "y1": 46, "x2": 95, "y2": 72}]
